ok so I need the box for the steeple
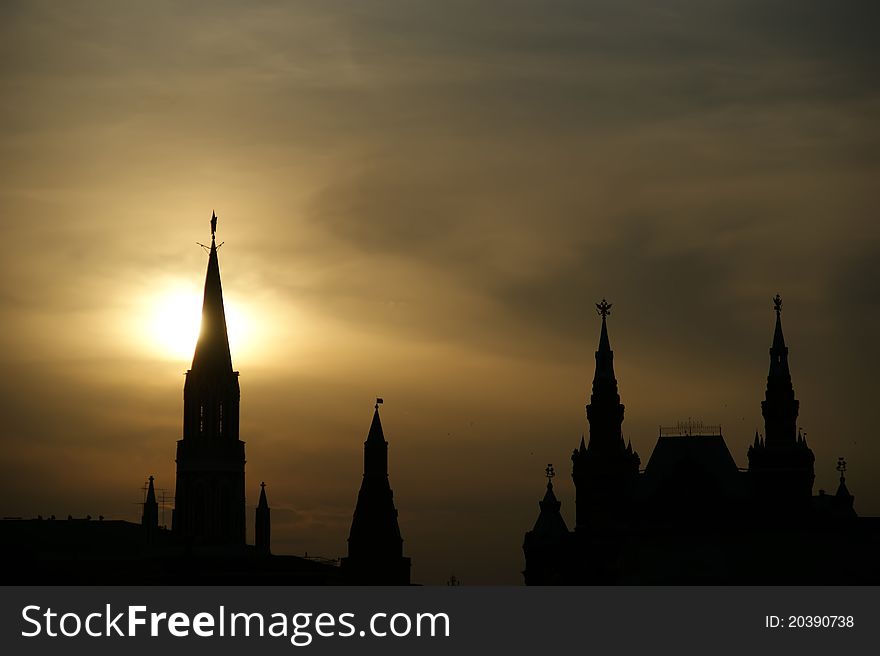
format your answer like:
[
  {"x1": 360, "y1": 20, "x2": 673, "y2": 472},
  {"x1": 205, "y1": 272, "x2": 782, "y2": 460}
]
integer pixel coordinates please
[
  {"x1": 571, "y1": 300, "x2": 640, "y2": 531},
  {"x1": 342, "y1": 399, "x2": 411, "y2": 584},
  {"x1": 592, "y1": 298, "x2": 618, "y2": 397},
  {"x1": 191, "y1": 211, "x2": 233, "y2": 375},
  {"x1": 761, "y1": 294, "x2": 799, "y2": 446},
  {"x1": 173, "y1": 212, "x2": 246, "y2": 547},
  {"x1": 748, "y1": 295, "x2": 814, "y2": 503},
  {"x1": 531, "y1": 465, "x2": 569, "y2": 538},
  {"x1": 255, "y1": 482, "x2": 271, "y2": 555},
  {"x1": 364, "y1": 399, "x2": 388, "y2": 477},
  {"x1": 522, "y1": 465, "x2": 571, "y2": 584},
  {"x1": 141, "y1": 475, "x2": 158, "y2": 537}
]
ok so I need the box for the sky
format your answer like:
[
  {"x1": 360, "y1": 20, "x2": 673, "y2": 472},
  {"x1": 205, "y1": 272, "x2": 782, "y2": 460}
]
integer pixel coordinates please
[{"x1": 0, "y1": 0, "x2": 878, "y2": 584}]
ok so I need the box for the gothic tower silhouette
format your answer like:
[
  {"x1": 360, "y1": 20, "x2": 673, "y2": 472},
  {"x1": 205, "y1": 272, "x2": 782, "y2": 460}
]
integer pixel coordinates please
[
  {"x1": 255, "y1": 482, "x2": 271, "y2": 555},
  {"x1": 747, "y1": 295, "x2": 815, "y2": 504},
  {"x1": 142, "y1": 475, "x2": 159, "y2": 542},
  {"x1": 341, "y1": 400, "x2": 411, "y2": 584},
  {"x1": 522, "y1": 465, "x2": 570, "y2": 584},
  {"x1": 172, "y1": 213, "x2": 246, "y2": 547},
  {"x1": 571, "y1": 300, "x2": 640, "y2": 530}
]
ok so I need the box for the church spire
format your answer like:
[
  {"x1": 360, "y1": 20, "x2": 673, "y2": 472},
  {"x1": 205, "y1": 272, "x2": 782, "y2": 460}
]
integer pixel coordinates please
[
  {"x1": 768, "y1": 293, "x2": 790, "y2": 382},
  {"x1": 256, "y1": 482, "x2": 271, "y2": 555},
  {"x1": 173, "y1": 212, "x2": 246, "y2": 547},
  {"x1": 572, "y1": 299, "x2": 639, "y2": 531},
  {"x1": 342, "y1": 399, "x2": 411, "y2": 584},
  {"x1": 584, "y1": 298, "x2": 626, "y2": 452},
  {"x1": 191, "y1": 211, "x2": 233, "y2": 374},
  {"x1": 761, "y1": 294, "x2": 799, "y2": 446},
  {"x1": 142, "y1": 475, "x2": 158, "y2": 534},
  {"x1": 748, "y1": 295, "x2": 814, "y2": 503},
  {"x1": 593, "y1": 299, "x2": 616, "y2": 391},
  {"x1": 532, "y1": 465, "x2": 568, "y2": 537},
  {"x1": 522, "y1": 465, "x2": 570, "y2": 584}
]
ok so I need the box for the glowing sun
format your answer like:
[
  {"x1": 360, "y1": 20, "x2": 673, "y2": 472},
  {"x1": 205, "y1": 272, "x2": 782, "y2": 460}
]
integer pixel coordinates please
[{"x1": 148, "y1": 284, "x2": 250, "y2": 362}]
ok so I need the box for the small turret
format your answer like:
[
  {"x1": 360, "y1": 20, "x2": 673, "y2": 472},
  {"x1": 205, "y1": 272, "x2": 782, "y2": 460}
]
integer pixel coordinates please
[
  {"x1": 142, "y1": 475, "x2": 159, "y2": 542},
  {"x1": 255, "y1": 482, "x2": 271, "y2": 555}
]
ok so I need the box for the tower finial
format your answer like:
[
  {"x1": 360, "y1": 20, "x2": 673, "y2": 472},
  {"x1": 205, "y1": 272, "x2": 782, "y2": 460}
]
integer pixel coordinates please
[
  {"x1": 773, "y1": 293, "x2": 782, "y2": 317},
  {"x1": 545, "y1": 463, "x2": 555, "y2": 482},
  {"x1": 596, "y1": 298, "x2": 612, "y2": 318},
  {"x1": 375, "y1": 397, "x2": 384, "y2": 410},
  {"x1": 837, "y1": 457, "x2": 847, "y2": 482},
  {"x1": 211, "y1": 210, "x2": 218, "y2": 239}
]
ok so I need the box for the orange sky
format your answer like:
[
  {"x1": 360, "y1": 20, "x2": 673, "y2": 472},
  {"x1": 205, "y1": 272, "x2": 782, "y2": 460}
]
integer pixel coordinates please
[{"x1": 1, "y1": 0, "x2": 878, "y2": 583}]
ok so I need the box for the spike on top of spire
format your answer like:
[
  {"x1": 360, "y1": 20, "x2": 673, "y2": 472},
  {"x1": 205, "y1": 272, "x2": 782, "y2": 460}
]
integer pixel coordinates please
[
  {"x1": 190, "y1": 213, "x2": 233, "y2": 373},
  {"x1": 145, "y1": 475, "x2": 156, "y2": 505},
  {"x1": 766, "y1": 293, "x2": 791, "y2": 386},
  {"x1": 771, "y1": 293, "x2": 787, "y2": 352},
  {"x1": 592, "y1": 298, "x2": 616, "y2": 387},
  {"x1": 258, "y1": 482, "x2": 269, "y2": 509},
  {"x1": 532, "y1": 464, "x2": 568, "y2": 537},
  {"x1": 366, "y1": 402, "x2": 386, "y2": 445},
  {"x1": 596, "y1": 298, "x2": 612, "y2": 352}
]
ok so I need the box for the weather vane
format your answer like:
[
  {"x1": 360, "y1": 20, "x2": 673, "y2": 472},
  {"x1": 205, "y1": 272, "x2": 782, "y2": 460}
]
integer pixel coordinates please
[
  {"x1": 596, "y1": 298, "x2": 612, "y2": 318},
  {"x1": 545, "y1": 464, "x2": 555, "y2": 481},
  {"x1": 375, "y1": 397, "x2": 384, "y2": 410},
  {"x1": 773, "y1": 293, "x2": 782, "y2": 316},
  {"x1": 199, "y1": 210, "x2": 224, "y2": 252}
]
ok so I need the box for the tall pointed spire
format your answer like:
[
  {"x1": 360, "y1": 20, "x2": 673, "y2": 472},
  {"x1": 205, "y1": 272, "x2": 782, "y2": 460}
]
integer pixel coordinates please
[
  {"x1": 584, "y1": 298, "x2": 625, "y2": 452},
  {"x1": 572, "y1": 299, "x2": 640, "y2": 532},
  {"x1": 523, "y1": 465, "x2": 570, "y2": 584},
  {"x1": 191, "y1": 212, "x2": 232, "y2": 374},
  {"x1": 768, "y1": 293, "x2": 790, "y2": 382},
  {"x1": 173, "y1": 212, "x2": 246, "y2": 547},
  {"x1": 142, "y1": 475, "x2": 158, "y2": 533},
  {"x1": 593, "y1": 298, "x2": 616, "y2": 391},
  {"x1": 342, "y1": 399, "x2": 411, "y2": 584},
  {"x1": 256, "y1": 482, "x2": 271, "y2": 555},
  {"x1": 749, "y1": 295, "x2": 814, "y2": 503},
  {"x1": 761, "y1": 294, "x2": 798, "y2": 446},
  {"x1": 531, "y1": 465, "x2": 569, "y2": 537}
]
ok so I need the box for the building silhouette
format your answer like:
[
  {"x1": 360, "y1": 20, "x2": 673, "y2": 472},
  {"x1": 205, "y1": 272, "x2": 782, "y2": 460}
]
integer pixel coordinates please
[
  {"x1": 172, "y1": 213, "x2": 246, "y2": 547},
  {"x1": 341, "y1": 400, "x2": 411, "y2": 584},
  {"x1": 2, "y1": 213, "x2": 412, "y2": 584},
  {"x1": 523, "y1": 297, "x2": 880, "y2": 584}
]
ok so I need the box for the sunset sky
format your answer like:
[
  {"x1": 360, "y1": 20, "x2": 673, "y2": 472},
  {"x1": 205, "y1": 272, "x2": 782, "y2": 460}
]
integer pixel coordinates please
[{"x1": 1, "y1": 0, "x2": 878, "y2": 584}]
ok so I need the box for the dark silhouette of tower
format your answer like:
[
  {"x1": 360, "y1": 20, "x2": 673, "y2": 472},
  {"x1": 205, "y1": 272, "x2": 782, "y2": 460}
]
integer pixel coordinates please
[
  {"x1": 523, "y1": 465, "x2": 571, "y2": 584},
  {"x1": 571, "y1": 300, "x2": 640, "y2": 530},
  {"x1": 341, "y1": 400, "x2": 411, "y2": 585},
  {"x1": 172, "y1": 213, "x2": 246, "y2": 547},
  {"x1": 141, "y1": 475, "x2": 158, "y2": 541},
  {"x1": 748, "y1": 295, "x2": 815, "y2": 505},
  {"x1": 255, "y1": 482, "x2": 271, "y2": 555}
]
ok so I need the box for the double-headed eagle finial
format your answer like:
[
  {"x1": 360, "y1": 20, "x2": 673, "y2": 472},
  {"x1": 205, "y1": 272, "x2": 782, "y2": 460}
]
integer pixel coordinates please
[
  {"x1": 773, "y1": 293, "x2": 782, "y2": 316},
  {"x1": 596, "y1": 298, "x2": 612, "y2": 318}
]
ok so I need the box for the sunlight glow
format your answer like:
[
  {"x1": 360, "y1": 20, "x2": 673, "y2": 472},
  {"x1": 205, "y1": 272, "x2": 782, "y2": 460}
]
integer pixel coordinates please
[{"x1": 147, "y1": 283, "x2": 253, "y2": 364}]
